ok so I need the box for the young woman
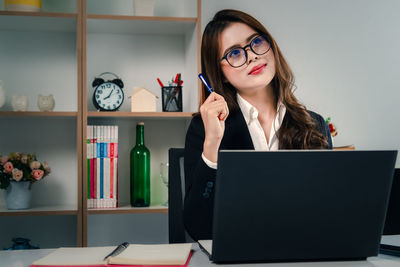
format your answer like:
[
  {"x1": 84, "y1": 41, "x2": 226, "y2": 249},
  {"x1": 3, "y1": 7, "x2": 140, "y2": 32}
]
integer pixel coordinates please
[{"x1": 183, "y1": 9, "x2": 332, "y2": 241}]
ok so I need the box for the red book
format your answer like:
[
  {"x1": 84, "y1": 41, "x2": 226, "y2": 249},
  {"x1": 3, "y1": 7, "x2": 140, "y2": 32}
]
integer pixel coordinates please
[
  {"x1": 90, "y1": 136, "x2": 95, "y2": 199},
  {"x1": 110, "y1": 142, "x2": 114, "y2": 200}
]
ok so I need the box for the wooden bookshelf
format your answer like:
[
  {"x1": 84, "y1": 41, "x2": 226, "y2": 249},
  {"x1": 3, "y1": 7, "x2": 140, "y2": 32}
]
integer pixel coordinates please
[
  {"x1": 81, "y1": 0, "x2": 201, "y2": 246},
  {"x1": 0, "y1": 0, "x2": 82, "y2": 247},
  {"x1": 87, "y1": 111, "x2": 193, "y2": 118},
  {"x1": 0, "y1": 0, "x2": 201, "y2": 248},
  {"x1": 88, "y1": 206, "x2": 168, "y2": 215},
  {"x1": 0, "y1": 111, "x2": 78, "y2": 117},
  {"x1": 0, "y1": 205, "x2": 78, "y2": 216},
  {"x1": 0, "y1": 11, "x2": 77, "y2": 18}
]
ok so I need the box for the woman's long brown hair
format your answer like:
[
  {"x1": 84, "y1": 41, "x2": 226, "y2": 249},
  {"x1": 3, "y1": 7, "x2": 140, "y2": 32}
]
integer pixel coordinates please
[{"x1": 201, "y1": 9, "x2": 329, "y2": 149}]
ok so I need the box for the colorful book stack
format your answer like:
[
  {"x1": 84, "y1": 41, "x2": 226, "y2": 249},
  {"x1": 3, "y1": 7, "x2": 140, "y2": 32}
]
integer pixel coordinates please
[{"x1": 87, "y1": 125, "x2": 119, "y2": 209}]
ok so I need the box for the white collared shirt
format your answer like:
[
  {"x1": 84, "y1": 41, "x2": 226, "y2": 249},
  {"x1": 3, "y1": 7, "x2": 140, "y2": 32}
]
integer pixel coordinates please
[{"x1": 202, "y1": 93, "x2": 286, "y2": 169}]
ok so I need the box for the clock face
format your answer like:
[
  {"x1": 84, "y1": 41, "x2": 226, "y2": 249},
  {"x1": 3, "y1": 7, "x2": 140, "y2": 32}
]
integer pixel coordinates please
[{"x1": 94, "y1": 82, "x2": 124, "y2": 111}]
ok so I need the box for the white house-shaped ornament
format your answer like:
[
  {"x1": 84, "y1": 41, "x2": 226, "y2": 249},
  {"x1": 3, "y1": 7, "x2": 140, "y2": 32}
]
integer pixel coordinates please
[{"x1": 128, "y1": 87, "x2": 159, "y2": 112}]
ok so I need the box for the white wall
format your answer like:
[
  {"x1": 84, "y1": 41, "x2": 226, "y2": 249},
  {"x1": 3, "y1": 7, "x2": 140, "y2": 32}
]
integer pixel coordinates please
[{"x1": 202, "y1": 0, "x2": 400, "y2": 166}]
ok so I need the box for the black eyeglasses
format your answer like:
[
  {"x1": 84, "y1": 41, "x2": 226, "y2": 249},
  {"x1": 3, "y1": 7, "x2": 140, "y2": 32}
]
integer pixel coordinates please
[{"x1": 220, "y1": 34, "x2": 271, "y2": 68}]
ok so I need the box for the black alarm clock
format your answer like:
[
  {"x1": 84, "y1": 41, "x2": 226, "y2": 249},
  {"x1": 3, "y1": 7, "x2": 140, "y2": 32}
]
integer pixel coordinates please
[{"x1": 92, "y1": 72, "x2": 124, "y2": 111}]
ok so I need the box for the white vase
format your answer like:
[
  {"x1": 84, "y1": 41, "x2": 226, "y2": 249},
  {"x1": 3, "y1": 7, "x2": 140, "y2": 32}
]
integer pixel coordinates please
[
  {"x1": 0, "y1": 80, "x2": 5, "y2": 109},
  {"x1": 6, "y1": 181, "x2": 32, "y2": 210}
]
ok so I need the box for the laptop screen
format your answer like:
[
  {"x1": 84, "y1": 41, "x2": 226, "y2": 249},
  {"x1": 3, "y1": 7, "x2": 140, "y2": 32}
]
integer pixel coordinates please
[{"x1": 210, "y1": 150, "x2": 397, "y2": 263}]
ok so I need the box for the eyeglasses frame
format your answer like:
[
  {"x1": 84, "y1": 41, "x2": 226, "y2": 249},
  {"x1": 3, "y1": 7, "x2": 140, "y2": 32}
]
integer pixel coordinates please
[{"x1": 220, "y1": 34, "x2": 271, "y2": 68}]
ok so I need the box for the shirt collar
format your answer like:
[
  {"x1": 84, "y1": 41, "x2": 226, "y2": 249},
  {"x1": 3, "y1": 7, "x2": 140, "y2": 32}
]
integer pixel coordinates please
[
  {"x1": 237, "y1": 93, "x2": 258, "y2": 126},
  {"x1": 236, "y1": 93, "x2": 286, "y2": 127}
]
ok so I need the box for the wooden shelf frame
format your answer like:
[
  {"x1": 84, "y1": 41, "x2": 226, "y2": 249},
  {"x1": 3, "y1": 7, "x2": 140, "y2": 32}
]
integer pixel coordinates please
[
  {"x1": 87, "y1": 111, "x2": 194, "y2": 118},
  {"x1": 0, "y1": 111, "x2": 78, "y2": 117},
  {"x1": 0, "y1": 11, "x2": 77, "y2": 18},
  {"x1": 87, "y1": 206, "x2": 168, "y2": 215},
  {"x1": 0, "y1": 0, "x2": 83, "y2": 247},
  {"x1": 0, "y1": 205, "x2": 78, "y2": 216},
  {"x1": 81, "y1": 0, "x2": 201, "y2": 246},
  {"x1": 87, "y1": 14, "x2": 197, "y2": 22}
]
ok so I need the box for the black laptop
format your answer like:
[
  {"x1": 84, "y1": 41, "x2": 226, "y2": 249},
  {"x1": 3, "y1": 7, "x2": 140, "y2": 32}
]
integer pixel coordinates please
[
  {"x1": 380, "y1": 168, "x2": 400, "y2": 256},
  {"x1": 198, "y1": 150, "x2": 397, "y2": 263}
]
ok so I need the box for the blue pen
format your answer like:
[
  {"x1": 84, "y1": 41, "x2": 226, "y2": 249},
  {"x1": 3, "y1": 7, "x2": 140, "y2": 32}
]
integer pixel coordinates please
[
  {"x1": 198, "y1": 73, "x2": 213, "y2": 93},
  {"x1": 198, "y1": 73, "x2": 225, "y2": 121}
]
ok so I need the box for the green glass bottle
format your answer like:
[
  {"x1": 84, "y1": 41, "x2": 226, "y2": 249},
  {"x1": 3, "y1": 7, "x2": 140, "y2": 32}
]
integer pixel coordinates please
[{"x1": 130, "y1": 122, "x2": 150, "y2": 207}]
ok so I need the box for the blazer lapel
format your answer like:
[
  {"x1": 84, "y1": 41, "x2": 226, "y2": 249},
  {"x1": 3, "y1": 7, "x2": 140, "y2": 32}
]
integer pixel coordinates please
[{"x1": 221, "y1": 108, "x2": 254, "y2": 150}]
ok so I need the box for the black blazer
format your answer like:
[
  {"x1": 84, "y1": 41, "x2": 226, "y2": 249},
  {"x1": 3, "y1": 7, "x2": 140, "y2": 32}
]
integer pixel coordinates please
[{"x1": 183, "y1": 108, "x2": 332, "y2": 241}]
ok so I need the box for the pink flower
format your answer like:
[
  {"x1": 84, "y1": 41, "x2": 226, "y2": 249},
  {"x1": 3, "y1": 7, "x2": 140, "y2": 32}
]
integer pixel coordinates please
[
  {"x1": 3, "y1": 162, "x2": 13, "y2": 173},
  {"x1": 31, "y1": 169, "x2": 44, "y2": 180},
  {"x1": 30, "y1": 161, "x2": 41, "y2": 170},
  {"x1": 12, "y1": 168, "x2": 23, "y2": 181},
  {"x1": 21, "y1": 154, "x2": 28, "y2": 164},
  {"x1": 0, "y1": 155, "x2": 9, "y2": 165}
]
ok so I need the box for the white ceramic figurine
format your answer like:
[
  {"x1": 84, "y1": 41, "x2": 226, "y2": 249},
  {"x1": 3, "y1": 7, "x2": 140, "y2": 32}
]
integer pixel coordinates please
[
  {"x1": 11, "y1": 95, "x2": 29, "y2": 111},
  {"x1": 37, "y1": 94, "x2": 55, "y2": 112}
]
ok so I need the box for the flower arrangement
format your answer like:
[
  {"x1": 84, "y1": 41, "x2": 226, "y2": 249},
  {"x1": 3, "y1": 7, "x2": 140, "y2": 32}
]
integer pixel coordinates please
[
  {"x1": 326, "y1": 117, "x2": 338, "y2": 137},
  {"x1": 0, "y1": 152, "x2": 51, "y2": 190}
]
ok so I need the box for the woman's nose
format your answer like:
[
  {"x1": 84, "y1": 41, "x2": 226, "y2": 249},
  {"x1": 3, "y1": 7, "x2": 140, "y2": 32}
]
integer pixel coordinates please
[{"x1": 246, "y1": 48, "x2": 259, "y2": 65}]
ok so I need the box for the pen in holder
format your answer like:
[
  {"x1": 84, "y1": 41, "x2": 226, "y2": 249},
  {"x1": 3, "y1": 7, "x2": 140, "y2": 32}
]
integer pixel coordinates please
[{"x1": 161, "y1": 86, "x2": 182, "y2": 112}]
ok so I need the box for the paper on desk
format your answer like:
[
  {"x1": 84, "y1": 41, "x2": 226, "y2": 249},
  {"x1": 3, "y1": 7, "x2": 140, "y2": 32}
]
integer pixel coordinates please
[
  {"x1": 31, "y1": 246, "x2": 112, "y2": 266},
  {"x1": 107, "y1": 243, "x2": 192, "y2": 265}
]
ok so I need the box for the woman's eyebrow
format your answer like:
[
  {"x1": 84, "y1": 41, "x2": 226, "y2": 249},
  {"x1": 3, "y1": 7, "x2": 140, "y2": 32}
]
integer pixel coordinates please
[{"x1": 222, "y1": 33, "x2": 259, "y2": 56}]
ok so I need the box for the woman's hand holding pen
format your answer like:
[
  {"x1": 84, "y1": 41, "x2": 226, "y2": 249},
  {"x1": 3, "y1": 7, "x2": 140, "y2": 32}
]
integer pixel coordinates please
[{"x1": 200, "y1": 92, "x2": 229, "y2": 163}]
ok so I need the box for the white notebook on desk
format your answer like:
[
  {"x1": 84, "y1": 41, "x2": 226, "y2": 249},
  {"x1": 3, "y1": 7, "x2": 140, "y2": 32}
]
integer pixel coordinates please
[{"x1": 31, "y1": 243, "x2": 193, "y2": 266}]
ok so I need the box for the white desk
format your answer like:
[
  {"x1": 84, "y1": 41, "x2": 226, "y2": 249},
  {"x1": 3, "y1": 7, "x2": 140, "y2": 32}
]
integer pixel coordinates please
[{"x1": 1, "y1": 244, "x2": 399, "y2": 267}]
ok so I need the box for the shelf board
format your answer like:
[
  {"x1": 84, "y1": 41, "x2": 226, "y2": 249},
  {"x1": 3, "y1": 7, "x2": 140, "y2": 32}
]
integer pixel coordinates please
[
  {"x1": 88, "y1": 205, "x2": 167, "y2": 215},
  {"x1": 0, "y1": 205, "x2": 78, "y2": 216},
  {"x1": 87, "y1": 14, "x2": 197, "y2": 22},
  {"x1": 87, "y1": 15, "x2": 197, "y2": 35},
  {"x1": 0, "y1": 13, "x2": 77, "y2": 32},
  {"x1": 0, "y1": 111, "x2": 78, "y2": 117},
  {"x1": 87, "y1": 111, "x2": 193, "y2": 118},
  {"x1": 0, "y1": 11, "x2": 77, "y2": 18}
]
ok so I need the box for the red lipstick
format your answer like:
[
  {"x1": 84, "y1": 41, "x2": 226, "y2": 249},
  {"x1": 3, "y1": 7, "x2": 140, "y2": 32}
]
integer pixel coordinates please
[{"x1": 248, "y1": 64, "x2": 267, "y2": 75}]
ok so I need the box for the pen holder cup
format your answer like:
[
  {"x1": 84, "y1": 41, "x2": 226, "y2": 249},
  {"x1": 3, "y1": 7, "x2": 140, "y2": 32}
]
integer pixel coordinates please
[{"x1": 162, "y1": 86, "x2": 182, "y2": 112}]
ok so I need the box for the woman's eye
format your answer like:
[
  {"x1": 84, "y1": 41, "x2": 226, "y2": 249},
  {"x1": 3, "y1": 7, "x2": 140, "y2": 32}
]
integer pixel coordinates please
[
  {"x1": 252, "y1": 37, "x2": 264, "y2": 46},
  {"x1": 228, "y1": 49, "x2": 243, "y2": 59}
]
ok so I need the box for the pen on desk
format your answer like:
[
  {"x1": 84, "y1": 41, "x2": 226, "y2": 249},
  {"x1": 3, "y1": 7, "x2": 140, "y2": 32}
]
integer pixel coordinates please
[
  {"x1": 103, "y1": 242, "x2": 129, "y2": 261},
  {"x1": 198, "y1": 73, "x2": 213, "y2": 93}
]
